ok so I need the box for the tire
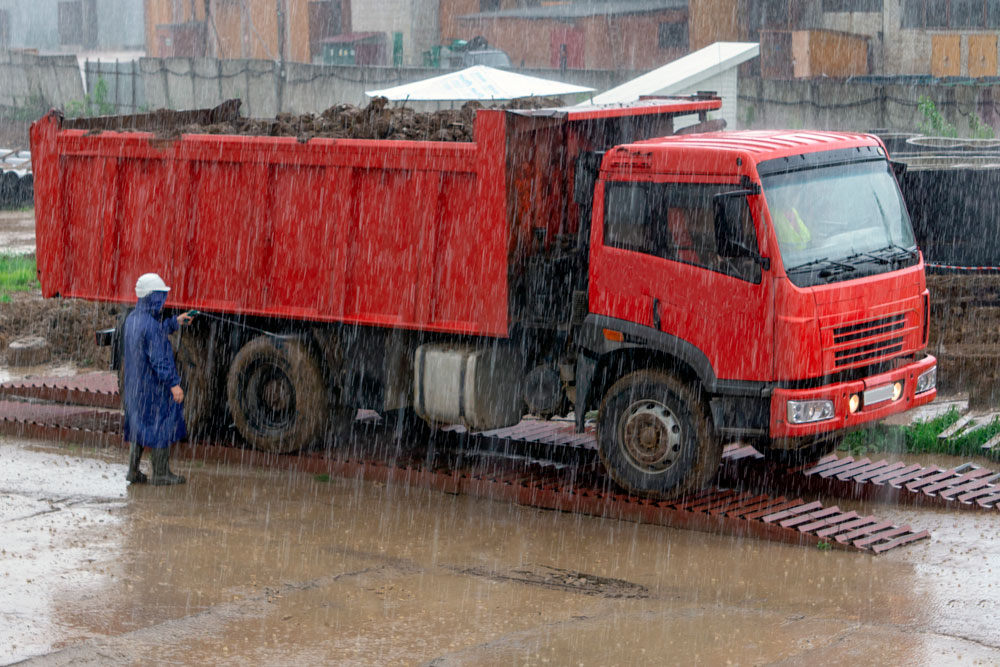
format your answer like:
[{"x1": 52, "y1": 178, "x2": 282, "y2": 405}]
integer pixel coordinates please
[
  {"x1": 597, "y1": 370, "x2": 721, "y2": 499},
  {"x1": 113, "y1": 309, "x2": 132, "y2": 404},
  {"x1": 174, "y1": 327, "x2": 221, "y2": 440},
  {"x1": 226, "y1": 336, "x2": 329, "y2": 453}
]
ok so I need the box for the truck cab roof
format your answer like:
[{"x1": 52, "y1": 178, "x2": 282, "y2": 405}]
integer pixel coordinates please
[{"x1": 605, "y1": 130, "x2": 886, "y2": 178}]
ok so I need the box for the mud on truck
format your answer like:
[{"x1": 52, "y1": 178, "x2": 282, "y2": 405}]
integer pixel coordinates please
[{"x1": 30, "y1": 94, "x2": 937, "y2": 499}]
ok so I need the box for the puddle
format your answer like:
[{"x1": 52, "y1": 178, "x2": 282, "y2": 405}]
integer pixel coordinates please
[
  {"x1": 455, "y1": 564, "x2": 649, "y2": 598},
  {"x1": 2, "y1": 436, "x2": 999, "y2": 664}
]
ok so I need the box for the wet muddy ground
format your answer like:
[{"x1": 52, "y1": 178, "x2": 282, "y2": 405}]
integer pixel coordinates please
[
  {"x1": 0, "y1": 209, "x2": 35, "y2": 255},
  {"x1": 2, "y1": 435, "x2": 999, "y2": 665}
]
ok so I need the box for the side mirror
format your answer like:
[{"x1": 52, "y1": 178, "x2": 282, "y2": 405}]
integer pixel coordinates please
[
  {"x1": 890, "y1": 160, "x2": 907, "y2": 181},
  {"x1": 713, "y1": 191, "x2": 770, "y2": 270}
]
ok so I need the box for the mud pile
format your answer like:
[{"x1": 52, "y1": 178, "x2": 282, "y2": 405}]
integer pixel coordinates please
[
  {"x1": 0, "y1": 294, "x2": 118, "y2": 368},
  {"x1": 927, "y1": 274, "x2": 1000, "y2": 406},
  {"x1": 161, "y1": 96, "x2": 562, "y2": 143}
]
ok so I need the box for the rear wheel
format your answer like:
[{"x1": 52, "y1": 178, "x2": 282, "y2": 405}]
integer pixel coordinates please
[
  {"x1": 597, "y1": 370, "x2": 721, "y2": 499},
  {"x1": 173, "y1": 326, "x2": 222, "y2": 440},
  {"x1": 113, "y1": 309, "x2": 132, "y2": 404},
  {"x1": 226, "y1": 336, "x2": 329, "y2": 453}
]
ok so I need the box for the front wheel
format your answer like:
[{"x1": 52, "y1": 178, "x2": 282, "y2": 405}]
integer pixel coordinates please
[{"x1": 597, "y1": 370, "x2": 721, "y2": 499}]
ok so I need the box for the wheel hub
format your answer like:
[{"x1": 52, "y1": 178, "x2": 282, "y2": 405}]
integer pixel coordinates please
[
  {"x1": 244, "y1": 363, "x2": 296, "y2": 431},
  {"x1": 261, "y1": 376, "x2": 291, "y2": 412},
  {"x1": 620, "y1": 400, "x2": 682, "y2": 472}
]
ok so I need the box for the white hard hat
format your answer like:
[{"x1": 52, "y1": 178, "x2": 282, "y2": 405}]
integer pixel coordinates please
[{"x1": 135, "y1": 273, "x2": 171, "y2": 299}]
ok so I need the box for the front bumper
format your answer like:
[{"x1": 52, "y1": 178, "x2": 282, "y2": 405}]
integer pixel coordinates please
[{"x1": 769, "y1": 354, "x2": 937, "y2": 439}]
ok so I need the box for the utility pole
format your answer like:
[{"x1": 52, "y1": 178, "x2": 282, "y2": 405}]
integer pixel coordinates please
[
  {"x1": 277, "y1": 0, "x2": 286, "y2": 65},
  {"x1": 276, "y1": 0, "x2": 287, "y2": 111}
]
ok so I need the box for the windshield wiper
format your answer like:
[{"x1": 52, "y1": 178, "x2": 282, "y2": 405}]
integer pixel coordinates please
[
  {"x1": 872, "y1": 244, "x2": 918, "y2": 263},
  {"x1": 843, "y1": 251, "x2": 891, "y2": 265},
  {"x1": 787, "y1": 257, "x2": 857, "y2": 274}
]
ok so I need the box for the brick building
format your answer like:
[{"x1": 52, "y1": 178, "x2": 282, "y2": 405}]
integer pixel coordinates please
[
  {"x1": 145, "y1": 0, "x2": 351, "y2": 63},
  {"x1": 451, "y1": 1, "x2": 689, "y2": 71},
  {"x1": 691, "y1": 0, "x2": 1000, "y2": 78}
]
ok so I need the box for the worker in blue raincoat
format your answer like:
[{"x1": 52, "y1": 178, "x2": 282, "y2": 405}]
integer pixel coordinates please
[{"x1": 123, "y1": 273, "x2": 194, "y2": 485}]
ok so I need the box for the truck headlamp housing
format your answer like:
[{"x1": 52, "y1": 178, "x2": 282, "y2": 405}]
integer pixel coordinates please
[
  {"x1": 787, "y1": 399, "x2": 835, "y2": 424},
  {"x1": 915, "y1": 366, "x2": 937, "y2": 394}
]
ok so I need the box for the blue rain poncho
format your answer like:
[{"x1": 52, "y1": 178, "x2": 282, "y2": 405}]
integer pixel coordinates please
[{"x1": 122, "y1": 291, "x2": 186, "y2": 449}]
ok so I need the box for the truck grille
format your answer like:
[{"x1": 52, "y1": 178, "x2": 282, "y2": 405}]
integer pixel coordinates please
[{"x1": 831, "y1": 313, "x2": 907, "y2": 368}]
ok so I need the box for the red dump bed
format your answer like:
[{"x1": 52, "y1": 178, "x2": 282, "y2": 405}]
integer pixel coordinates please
[{"x1": 30, "y1": 97, "x2": 719, "y2": 337}]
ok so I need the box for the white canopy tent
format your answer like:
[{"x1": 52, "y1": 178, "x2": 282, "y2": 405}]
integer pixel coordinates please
[
  {"x1": 581, "y1": 42, "x2": 760, "y2": 130},
  {"x1": 366, "y1": 65, "x2": 594, "y2": 102}
]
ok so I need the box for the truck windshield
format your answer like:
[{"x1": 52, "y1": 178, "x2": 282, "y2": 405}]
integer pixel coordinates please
[{"x1": 761, "y1": 160, "x2": 917, "y2": 287}]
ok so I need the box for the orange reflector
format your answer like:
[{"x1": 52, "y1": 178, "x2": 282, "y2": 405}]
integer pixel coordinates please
[{"x1": 603, "y1": 328, "x2": 624, "y2": 342}]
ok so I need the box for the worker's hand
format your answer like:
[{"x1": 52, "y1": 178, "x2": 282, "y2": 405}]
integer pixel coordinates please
[
  {"x1": 177, "y1": 312, "x2": 193, "y2": 326},
  {"x1": 171, "y1": 385, "x2": 184, "y2": 404}
]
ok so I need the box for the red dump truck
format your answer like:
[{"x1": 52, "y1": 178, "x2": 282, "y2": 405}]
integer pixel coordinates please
[{"x1": 30, "y1": 96, "x2": 937, "y2": 498}]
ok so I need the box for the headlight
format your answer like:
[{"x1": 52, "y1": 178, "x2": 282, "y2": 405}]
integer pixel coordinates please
[
  {"x1": 787, "y1": 399, "x2": 835, "y2": 424},
  {"x1": 915, "y1": 366, "x2": 936, "y2": 394}
]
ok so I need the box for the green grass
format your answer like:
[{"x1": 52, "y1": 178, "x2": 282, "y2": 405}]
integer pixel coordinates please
[
  {"x1": 843, "y1": 406, "x2": 1000, "y2": 459},
  {"x1": 0, "y1": 253, "x2": 39, "y2": 298}
]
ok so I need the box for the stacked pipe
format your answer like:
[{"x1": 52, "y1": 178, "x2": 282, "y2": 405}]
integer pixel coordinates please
[{"x1": 0, "y1": 149, "x2": 32, "y2": 209}]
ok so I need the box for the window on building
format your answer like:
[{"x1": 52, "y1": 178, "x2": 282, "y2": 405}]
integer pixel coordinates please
[
  {"x1": 927, "y1": 0, "x2": 950, "y2": 26},
  {"x1": 990, "y1": 3, "x2": 1000, "y2": 26},
  {"x1": 822, "y1": 0, "x2": 883, "y2": 11},
  {"x1": 901, "y1": 0, "x2": 1000, "y2": 28},
  {"x1": 953, "y1": 0, "x2": 984, "y2": 27},
  {"x1": 657, "y1": 21, "x2": 689, "y2": 49}
]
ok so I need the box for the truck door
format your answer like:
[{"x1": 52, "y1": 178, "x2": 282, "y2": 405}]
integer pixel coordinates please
[{"x1": 589, "y1": 179, "x2": 773, "y2": 383}]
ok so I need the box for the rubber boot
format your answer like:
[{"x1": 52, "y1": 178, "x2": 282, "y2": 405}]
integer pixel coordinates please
[
  {"x1": 149, "y1": 447, "x2": 186, "y2": 486},
  {"x1": 125, "y1": 443, "x2": 147, "y2": 484}
]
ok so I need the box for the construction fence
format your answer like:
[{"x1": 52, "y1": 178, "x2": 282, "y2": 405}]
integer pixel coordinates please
[
  {"x1": 0, "y1": 51, "x2": 83, "y2": 109},
  {"x1": 5, "y1": 50, "x2": 1000, "y2": 136}
]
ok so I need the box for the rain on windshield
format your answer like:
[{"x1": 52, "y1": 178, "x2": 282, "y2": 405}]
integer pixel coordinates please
[{"x1": 762, "y1": 159, "x2": 918, "y2": 285}]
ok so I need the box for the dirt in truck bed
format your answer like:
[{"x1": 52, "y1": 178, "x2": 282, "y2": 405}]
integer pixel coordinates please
[{"x1": 83, "y1": 96, "x2": 564, "y2": 143}]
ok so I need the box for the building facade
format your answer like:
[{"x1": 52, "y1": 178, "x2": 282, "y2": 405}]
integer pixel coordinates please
[
  {"x1": 693, "y1": 0, "x2": 1000, "y2": 78},
  {"x1": 453, "y1": 1, "x2": 689, "y2": 71},
  {"x1": 0, "y1": 0, "x2": 144, "y2": 51},
  {"x1": 145, "y1": 0, "x2": 352, "y2": 63}
]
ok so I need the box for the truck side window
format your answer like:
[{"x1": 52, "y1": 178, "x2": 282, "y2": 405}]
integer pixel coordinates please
[
  {"x1": 603, "y1": 183, "x2": 660, "y2": 255},
  {"x1": 604, "y1": 181, "x2": 761, "y2": 283}
]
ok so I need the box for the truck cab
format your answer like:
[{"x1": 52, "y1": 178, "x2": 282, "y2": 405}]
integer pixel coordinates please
[{"x1": 579, "y1": 130, "x2": 937, "y2": 496}]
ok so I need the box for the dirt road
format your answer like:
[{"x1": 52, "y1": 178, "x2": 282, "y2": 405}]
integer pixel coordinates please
[
  {"x1": 3, "y1": 436, "x2": 999, "y2": 666},
  {"x1": 0, "y1": 209, "x2": 34, "y2": 255}
]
